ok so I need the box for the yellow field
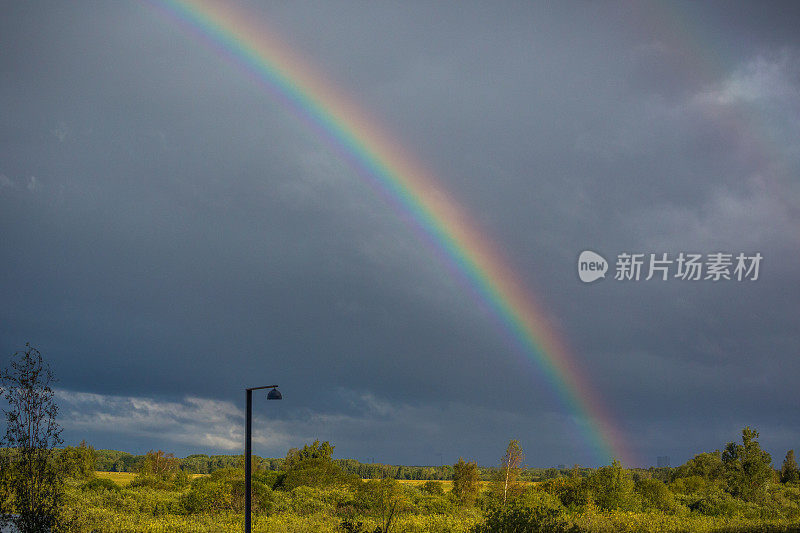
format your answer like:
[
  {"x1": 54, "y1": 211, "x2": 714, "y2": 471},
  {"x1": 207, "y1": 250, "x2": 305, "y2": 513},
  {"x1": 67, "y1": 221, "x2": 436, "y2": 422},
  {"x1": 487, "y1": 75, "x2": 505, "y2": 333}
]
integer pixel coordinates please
[
  {"x1": 396, "y1": 479, "x2": 454, "y2": 491},
  {"x1": 95, "y1": 473, "x2": 525, "y2": 491},
  {"x1": 96, "y1": 474, "x2": 461, "y2": 490},
  {"x1": 95, "y1": 471, "x2": 136, "y2": 486},
  {"x1": 94, "y1": 472, "x2": 206, "y2": 486}
]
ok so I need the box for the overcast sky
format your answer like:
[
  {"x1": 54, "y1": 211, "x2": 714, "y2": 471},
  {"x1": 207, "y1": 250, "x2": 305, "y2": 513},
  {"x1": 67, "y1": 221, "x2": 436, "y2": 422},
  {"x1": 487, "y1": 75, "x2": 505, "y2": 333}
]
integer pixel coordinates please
[{"x1": 1, "y1": 1, "x2": 799, "y2": 468}]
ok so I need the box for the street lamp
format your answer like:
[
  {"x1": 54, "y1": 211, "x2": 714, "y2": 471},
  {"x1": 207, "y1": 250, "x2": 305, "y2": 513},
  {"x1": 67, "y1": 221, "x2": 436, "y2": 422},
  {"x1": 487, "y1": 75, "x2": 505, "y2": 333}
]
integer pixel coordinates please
[{"x1": 245, "y1": 384, "x2": 281, "y2": 533}]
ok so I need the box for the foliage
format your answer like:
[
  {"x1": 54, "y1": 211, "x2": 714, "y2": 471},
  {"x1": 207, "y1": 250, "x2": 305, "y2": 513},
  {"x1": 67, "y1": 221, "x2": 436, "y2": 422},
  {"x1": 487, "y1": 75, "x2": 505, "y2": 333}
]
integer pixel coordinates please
[
  {"x1": 0, "y1": 343, "x2": 65, "y2": 532},
  {"x1": 94, "y1": 449, "x2": 143, "y2": 473},
  {"x1": 474, "y1": 488, "x2": 570, "y2": 533},
  {"x1": 182, "y1": 467, "x2": 273, "y2": 514},
  {"x1": 130, "y1": 449, "x2": 189, "y2": 489},
  {"x1": 542, "y1": 474, "x2": 589, "y2": 509},
  {"x1": 633, "y1": 478, "x2": 675, "y2": 511},
  {"x1": 722, "y1": 427, "x2": 773, "y2": 501},
  {"x1": 669, "y1": 475, "x2": 710, "y2": 495},
  {"x1": 452, "y1": 458, "x2": 480, "y2": 507},
  {"x1": 585, "y1": 459, "x2": 636, "y2": 511},
  {"x1": 81, "y1": 477, "x2": 121, "y2": 492},
  {"x1": 281, "y1": 440, "x2": 355, "y2": 490},
  {"x1": 780, "y1": 450, "x2": 799, "y2": 484},
  {"x1": 356, "y1": 478, "x2": 410, "y2": 533},
  {"x1": 17, "y1": 428, "x2": 800, "y2": 532},
  {"x1": 59, "y1": 440, "x2": 97, "y2": 480},
  {"x1": 285, "y1": 440, "x2": 335, "y2": 470},
  {"x1": 420, "y1": 481, "x2": 444, "y2": 496},
  {"x1": 672, "y1": 450, "x2": 724, "y2": 482}
]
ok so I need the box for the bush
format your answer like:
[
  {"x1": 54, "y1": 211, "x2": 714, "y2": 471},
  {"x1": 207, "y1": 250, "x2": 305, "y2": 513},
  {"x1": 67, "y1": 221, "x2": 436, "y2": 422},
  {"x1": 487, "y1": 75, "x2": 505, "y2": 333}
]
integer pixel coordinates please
[
  {"x1": 586, "y1": 460, "x2": 637, "y2": 511},
  {"x1": 182, "y1": 469, "x2": 273, "y2": 514},
  {"x1": 635, "y1": 478, "x2": 675, "y2": 512},
  {"x1": 416, "y1": 493, "x2": 453, "y2": 515},
  {"x1": 280, "y1": 440, "x2": 354, "y2": 490},
  {"x1": 670, "y1": 475, "x2": 708, "y2": 495},
  {"x1": 420, "y1": 481, "x2": 445, "y2": 496},
  {"x1": 473, "y1": 489, "x2": 570, "y2": 533},
  {"x1": 542, "y1": 475, "x2": 588, "y2": 509},
  {"x1": 81, "y1": 477, "x2": 121, "y2": 492},
  {"x1": 289, "y1": 485, "x2": 329, "y2": 515}
]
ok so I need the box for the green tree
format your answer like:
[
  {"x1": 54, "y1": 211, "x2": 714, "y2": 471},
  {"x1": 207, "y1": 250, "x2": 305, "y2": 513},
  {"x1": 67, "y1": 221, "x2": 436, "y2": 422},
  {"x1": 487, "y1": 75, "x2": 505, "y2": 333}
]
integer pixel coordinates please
[
  {"x1": 493, "y1": 439, "x2": 524, "y2": 505},
  {"x1": 451, "y1": 457, "x2": 480, "y2": 507},
  {"x1": 634, "y1": 477, "x2": 675, "y2": 511},
  {"x1": 474, "y1": 488, "x2": 568, "y2": 533},
  {"x1": 586, "y1": 459, "x2": 636, "y2": 511},
  {"x1": 281, "y1": 440, "x2": 350, "y2": 489},
  {"x1": 780, "y1": 449, "x2": 799, "y2": 484},
  {"x1": 672, "y1": 451, "x2": 724, "y2": 482},
  {"x1": 132, "y1": 449, "x2": 188, "y2": 488},
  {"x1": 358, "y1": 478, "x2": 409, "y2": 533},
  {"x1": 420, "y1": 480, "x2": 444, "y2": 495},
  {"x1": 0, "y1": 343, "x2": 65, "y2": 532},
  {"x1": 182, "y1": 468, "x2": 273, "y2": 514},
  {"x1": 58, "y1": 440, "x2": 96, "y2": 480},
  {"x1": 721, "y1": 426, "x2": 773, "y2": 501}
]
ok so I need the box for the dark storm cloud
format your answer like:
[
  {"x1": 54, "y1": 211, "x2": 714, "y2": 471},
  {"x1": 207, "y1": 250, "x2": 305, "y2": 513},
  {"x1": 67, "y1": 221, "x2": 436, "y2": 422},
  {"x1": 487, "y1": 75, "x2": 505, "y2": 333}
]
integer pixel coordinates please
[{"x1": 1, "y1": 1, "x2": 799, "y2": 466}]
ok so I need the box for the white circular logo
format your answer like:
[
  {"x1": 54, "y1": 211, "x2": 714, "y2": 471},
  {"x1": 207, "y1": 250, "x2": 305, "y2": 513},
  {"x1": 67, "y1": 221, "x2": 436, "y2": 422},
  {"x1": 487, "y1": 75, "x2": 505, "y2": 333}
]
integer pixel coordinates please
[{"x1": 578, "y1": 250, "x2": 608, "y2": 283}]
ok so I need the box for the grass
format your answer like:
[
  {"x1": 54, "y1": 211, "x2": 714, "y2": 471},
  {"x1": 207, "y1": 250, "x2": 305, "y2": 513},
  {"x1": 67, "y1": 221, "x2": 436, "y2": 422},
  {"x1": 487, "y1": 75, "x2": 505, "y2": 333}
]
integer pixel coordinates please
[
  {"x1": 95, "y1": 471, "x2": 136, "y2": 486},
  {"x1": 94, "y1": 471, "x2": 205, "y2": 486}
]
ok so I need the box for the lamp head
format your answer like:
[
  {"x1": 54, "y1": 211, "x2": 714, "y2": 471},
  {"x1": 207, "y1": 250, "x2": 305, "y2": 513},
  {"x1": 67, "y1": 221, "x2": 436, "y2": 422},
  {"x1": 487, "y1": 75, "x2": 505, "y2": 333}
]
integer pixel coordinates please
[{"x1": 267, "y1": 387, "x2": 282, "y2": 400}]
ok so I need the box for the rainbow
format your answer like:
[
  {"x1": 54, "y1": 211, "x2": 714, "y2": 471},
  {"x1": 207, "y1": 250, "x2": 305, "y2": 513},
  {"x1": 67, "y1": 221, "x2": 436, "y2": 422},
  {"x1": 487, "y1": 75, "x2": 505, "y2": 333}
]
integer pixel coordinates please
[{"x1": 146, "y1": 0, "x2": 633, "y2": 465}]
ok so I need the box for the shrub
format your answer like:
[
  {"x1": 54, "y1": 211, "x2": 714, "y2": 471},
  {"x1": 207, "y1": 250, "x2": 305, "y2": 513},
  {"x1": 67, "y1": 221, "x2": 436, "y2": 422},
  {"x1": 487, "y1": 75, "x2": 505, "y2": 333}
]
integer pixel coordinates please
[
  {"x1": 542, "y1": 475, "x2": 588, "y2": 509},
  {"x1": 182, "y1": 470, "x2": 273, "y2": 514},
  {"x1": 420, "y1": 481, "x2": 445, "y2": 496},
  {"x1": 670, "y1": 475, "x2": 708, "y2": 495},
  {"x1": 473, "y1": 489, "x2": 569, "y2": 533},
  {"x1": 416, "y1": 493, "x2": 453, "y2": 515},
  {"x1": 81, "y1": 477, "x2": 121, "y2": 492},
  {"x1": 586, "y1": 460, "x2": 637, "y2": 511},
  {"x1": 635, "y1": 478, "x2": 676, "y2": 512},
  {"x1": 289, "y1": 485, "x2": 328, "y2": 515}
]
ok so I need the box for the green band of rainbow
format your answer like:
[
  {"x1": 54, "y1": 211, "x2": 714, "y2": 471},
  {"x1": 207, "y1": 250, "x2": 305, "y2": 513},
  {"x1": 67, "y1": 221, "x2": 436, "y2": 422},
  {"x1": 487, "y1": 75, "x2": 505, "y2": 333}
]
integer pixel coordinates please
[{"x1": 147, "y1": 0, "x2": 634, "y2": 465}]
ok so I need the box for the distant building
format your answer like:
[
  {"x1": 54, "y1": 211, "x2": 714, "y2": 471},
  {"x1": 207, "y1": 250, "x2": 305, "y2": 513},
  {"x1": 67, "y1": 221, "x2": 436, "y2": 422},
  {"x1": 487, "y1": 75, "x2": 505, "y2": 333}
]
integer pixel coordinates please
[
  {"x1": 657, "y1": 456, "x2": 670, "y2": 468},
  {"x1": 557, "y1": 464, "x2": 566, "y2": 470}
]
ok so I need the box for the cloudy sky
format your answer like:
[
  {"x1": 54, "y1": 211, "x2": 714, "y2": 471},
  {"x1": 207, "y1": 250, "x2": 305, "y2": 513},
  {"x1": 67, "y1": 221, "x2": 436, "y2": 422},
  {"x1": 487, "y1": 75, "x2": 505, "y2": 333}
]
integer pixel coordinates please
[{"x1": 1, "y1": 1, "x2": 799, "y2": 468}]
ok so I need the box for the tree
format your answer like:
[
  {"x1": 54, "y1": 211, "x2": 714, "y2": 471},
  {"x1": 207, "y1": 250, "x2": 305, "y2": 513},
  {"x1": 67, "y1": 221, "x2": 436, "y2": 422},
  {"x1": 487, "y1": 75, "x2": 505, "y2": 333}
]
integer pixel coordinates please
[
  {"x1": 58, "y1": 440, "x2": 96, "y2": 480},
  {"x1": 634, "y1": 478, "x2": 675, "y2": 511},
  {"x1": 420, "y1": 480, "x2": 444, "y2": 495},
  {"x1": 586, "y1": 459, "x2": 636, "y2": 511},
  {"x1": 780, "y1": 450, "x2": 799, "y2": 484},
  {"x1": 451, "y1": 457, "x2": 480, "y2": 506},
  {"x1": 281, "y1": 440, "x2": 350, "y2": 489},
  {"x1": 493, "y1": 439, "x2": 524, "y2": 504},
  {"x1": 357, "y1": 478, "x2": 409, "y2": 533},
  {"x1": 131, "y1": 449, "x2": 188, "y2": 488},
  {"x1": 475, "y1": 489, "x2": 568, "y2": 533},
  {"x1": 0, "y1": 343, "x2": 64, "y2": 532},
  {"x1": 721, "y1": 426, "x2": 773, "y2": 501},
  {"x1": 672, "y1": 451, "x2": 724, "y2": 482}
]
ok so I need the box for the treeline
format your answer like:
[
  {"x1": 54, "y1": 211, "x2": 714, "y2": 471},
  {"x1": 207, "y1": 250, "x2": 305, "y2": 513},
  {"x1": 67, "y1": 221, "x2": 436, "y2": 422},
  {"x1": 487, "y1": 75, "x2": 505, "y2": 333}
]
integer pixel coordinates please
[
  {"x1": 94, "y1": 448, "x2": 600, "y2": 481},
  {"x1": 94, "y1": 449, "x2": 281, "y2": 474}
]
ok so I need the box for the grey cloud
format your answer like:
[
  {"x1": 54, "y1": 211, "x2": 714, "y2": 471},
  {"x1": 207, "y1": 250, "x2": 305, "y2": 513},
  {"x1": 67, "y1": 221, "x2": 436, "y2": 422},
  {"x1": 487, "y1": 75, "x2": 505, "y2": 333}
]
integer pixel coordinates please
[{"x1": 2, "y1": 1, "x2": 799, "y2": 467}]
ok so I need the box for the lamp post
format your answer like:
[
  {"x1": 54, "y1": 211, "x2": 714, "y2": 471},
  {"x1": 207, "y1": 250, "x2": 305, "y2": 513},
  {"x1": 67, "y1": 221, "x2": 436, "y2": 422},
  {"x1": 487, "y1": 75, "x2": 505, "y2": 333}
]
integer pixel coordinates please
[{"x1": 245, "y1": 384, "x2": 281, "y2": 533}]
